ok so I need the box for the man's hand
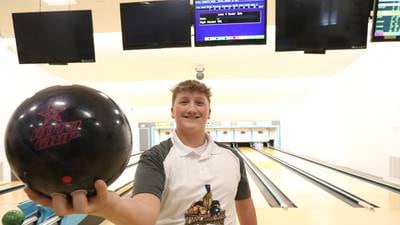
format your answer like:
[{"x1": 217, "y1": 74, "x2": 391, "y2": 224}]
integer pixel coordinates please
[{"x1": 24, "y1": 179, "x2": 117, "y2": 216}]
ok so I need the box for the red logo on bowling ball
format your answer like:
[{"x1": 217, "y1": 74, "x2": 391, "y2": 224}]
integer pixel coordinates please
[{"x1": 31, "y1": 104, "x2": 82, "y2": 151}]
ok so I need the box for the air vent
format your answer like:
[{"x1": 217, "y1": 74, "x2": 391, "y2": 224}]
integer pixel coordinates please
[{"x1": 389, "y1": 156, "x2": 400, "y2": 179}]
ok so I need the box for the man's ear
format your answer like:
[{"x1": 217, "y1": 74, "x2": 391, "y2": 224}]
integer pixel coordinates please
[
  {"x1": 208, "y1": 108, "x2": 211, "y2": 119},
  {"x1": 171, "y1": 107, "x2": 175, "y2": 118}
]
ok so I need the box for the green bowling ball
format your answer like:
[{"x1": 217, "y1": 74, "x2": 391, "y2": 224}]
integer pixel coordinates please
[{"x1": 1, "y1": 209, "x2": 24, "y2": 225}]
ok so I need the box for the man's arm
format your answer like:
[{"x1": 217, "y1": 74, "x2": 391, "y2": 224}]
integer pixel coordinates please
[
  {"x1": 235, "y1": 197, "x2": 257, "y2": 225},
  {"x1": 25, "y1": 180, "x2": 161, "y2": 225},
  {"x1": 103, "y1": 193, "x2": 160, "y2": 225}
]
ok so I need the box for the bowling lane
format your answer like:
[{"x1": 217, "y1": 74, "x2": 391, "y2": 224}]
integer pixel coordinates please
[
  {"x1": 262, "y1": 148, "x2": 400, "y2": 208},
  {"x1": 108, "y1": 161, "x2": 137, "y2": 191},
  {"x1": 239, "y1": 147, "x2": 350, "y2": 208},
  {"x1": 245, "y1": 165, "x2": 271, "y2": 208},
  {"x1": 0, "y1": 188, "x2": 28, "y2": 218},
  {"x1": 0, "y1": 181, "x2": 23, "y2": 189}
]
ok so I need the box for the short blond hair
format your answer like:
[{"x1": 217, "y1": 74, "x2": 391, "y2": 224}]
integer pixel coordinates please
[{"x1": 171, "y1": 80, "x2": 212, "y2": 105}]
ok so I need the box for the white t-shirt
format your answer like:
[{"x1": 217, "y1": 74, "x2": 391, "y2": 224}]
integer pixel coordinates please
[{"x1": 133, "y1": 131, "x2": 251, "y2": 225}]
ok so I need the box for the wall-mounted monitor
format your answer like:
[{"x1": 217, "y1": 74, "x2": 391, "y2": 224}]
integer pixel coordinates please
[
  {"x1": 12, "y1": 10, "x2": 95, "y2": 64},
  {"x1": 372, "y1": 0, "x2": 400, "y2": 42},
  {"x1": 194, "y1": 0, "x2": 266, "y2": 46},
  {"x1": 120, "y1": 0, "x2": 192, "y2": 50},
  {"x1": 276, "y1": 0, "x2": 370, "y2": 52}
]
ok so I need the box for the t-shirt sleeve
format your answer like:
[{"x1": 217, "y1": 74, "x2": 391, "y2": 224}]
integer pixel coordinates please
[
  {"x1": 132, "y1": 148, "x2": 167, "y2": 200},
  {"x1": 235, "y1": 155, "x2": 251, "y2": 200}
]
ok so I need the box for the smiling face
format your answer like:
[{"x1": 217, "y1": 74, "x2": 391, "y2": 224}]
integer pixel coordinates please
[{"x1": 171, "y1": 91, "x2": 211, "y2": 133}]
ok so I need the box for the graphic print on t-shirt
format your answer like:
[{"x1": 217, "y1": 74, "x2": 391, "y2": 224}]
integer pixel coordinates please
[{"x1": 184, "y1": 184, "x2": 226, "y2": 225}]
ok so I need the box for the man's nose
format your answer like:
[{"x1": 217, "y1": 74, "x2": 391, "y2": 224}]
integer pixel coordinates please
[{"x1": 187, "y1": 102, "x2": 196, "y2": 111}]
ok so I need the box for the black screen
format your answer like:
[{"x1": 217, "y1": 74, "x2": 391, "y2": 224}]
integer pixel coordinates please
[
  {"x1": 120, "y1": 0, "x2": 192, "y2": 50},
  {"x1": 371, "y1": 0, "x2": 400, "y2": 42},
  {"x1": 276, "y1": 0, "x2": 370, "y2": 52},
  {"x1": 12, "y1": 10, "x2": 95, "y2": 64}
]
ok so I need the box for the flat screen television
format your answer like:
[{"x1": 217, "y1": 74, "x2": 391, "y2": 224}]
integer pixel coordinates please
[
  {"x1": 369, "y1": 0, "x2": 375, "y2": 13},
  {"x1": 12, "y1": 10, "x2": 95, "y2": 64},
  {"x1": 275, "y1": 0, "x2": 370, "y2": 52},
  {"x1": 194, "y1": 0, "x2": 266, "y2": 46},
  {"x1": 120, "y1": 0, "x2": 192, "y2": 50},
  {"x1": 371, "y1": 0, "x2": 400, "y2": 42}
]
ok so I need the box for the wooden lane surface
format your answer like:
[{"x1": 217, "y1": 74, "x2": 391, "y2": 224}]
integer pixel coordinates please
[
  {"x1": 239, "y1": 147, "x2": 349, "y2": 208},
  {"x1": 0, "y1": 188, "x2": 28, "y2": 217},
  {"x1": 264, "y1": 147, "x2": 400, "y2": 208},
  {"x1": 254, "y1": 208, "x2": 400, "y2": 225},
  {"x1": 0, "y1": 181, "x2": 22, "y2": 189},
  {"x1": 245, "y1": 147, "x2": 399, "y2": 225}
]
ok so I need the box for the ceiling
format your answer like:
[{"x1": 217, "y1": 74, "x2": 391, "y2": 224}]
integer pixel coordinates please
[
  {"x1": 0, "y1": 0, "x2": 369, "y2": 122},
  {"x1": 0, "y1": 0, "x2": 366, "y2": 82}
]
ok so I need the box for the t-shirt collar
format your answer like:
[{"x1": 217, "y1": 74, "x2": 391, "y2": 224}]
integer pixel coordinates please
[{"x1": 172, "y1": 130, "x2": 216, "y2": 159}]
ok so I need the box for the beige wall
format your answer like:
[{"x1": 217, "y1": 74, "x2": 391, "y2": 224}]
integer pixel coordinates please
[
  {"x1": 0, "y1": 39, "x2": 70, "y2": 183},
  {"x1": 281, "y1": 42, "x2": 400, "y2": 184}
]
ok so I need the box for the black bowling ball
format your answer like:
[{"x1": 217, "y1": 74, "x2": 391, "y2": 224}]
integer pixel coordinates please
[{"x1": 5, "y1": 85, "x2": 132, "y2": 197}]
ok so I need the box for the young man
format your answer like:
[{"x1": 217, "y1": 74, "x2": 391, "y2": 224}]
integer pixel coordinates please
[{"x1": 25, "y1": 80, "x2": 257, "y2": 225}]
